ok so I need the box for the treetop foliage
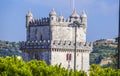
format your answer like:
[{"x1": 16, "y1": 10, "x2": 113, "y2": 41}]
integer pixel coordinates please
[
  {"x1": 0, "y1": 56, "x2": 120, "y2": 76},
  {"x1": 0, "y1": 56, "x2": 87, "y2": 76}
]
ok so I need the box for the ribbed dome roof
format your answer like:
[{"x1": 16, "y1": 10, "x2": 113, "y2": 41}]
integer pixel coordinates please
[
  {"x1": 80, "y1": 10, "x2": 87, "y2": 18},
  {"x1": 70, "y1": 9, "x2": 79, "y2": 18},
  {"x1": 26, "y1": 10, "x2": 33, "y2": 17},
  {"x1": 49, "y1": 8, "x2": 56, "y2": 16}
]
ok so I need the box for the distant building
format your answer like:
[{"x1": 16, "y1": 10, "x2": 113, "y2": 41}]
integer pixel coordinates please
[
  {"x1": 95, "y1": 39, "x2": 116, "y2": 43},
  {"x1": 105, "y1": 39, "x2": 116, "y2": 43},
  {"x1": 20, "y1": 9, "x2": 92, "y2": 72},
  {"x1": 94, "y1": 38, "x2": 117, "y2": 47}
]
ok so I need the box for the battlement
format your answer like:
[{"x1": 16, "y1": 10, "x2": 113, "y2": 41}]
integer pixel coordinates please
[
  {"x1": 29, "y1": 17, "x2": 50, "y2": 26},
  {"x1": 28, "y1": 17, "x2": 82, "y2": 26},
  {"x1": 56, "y1": 18, "x2": 81, "y2": 24},
  {"x1": 51, "y1": 40, "x2": 92, "y2": 50},
  {"x1": 26, "y1": 9, "x2": 87, "y2": 27},
  {"x1": 20, "y1": 40, "x2": 92, "y2": 51}
]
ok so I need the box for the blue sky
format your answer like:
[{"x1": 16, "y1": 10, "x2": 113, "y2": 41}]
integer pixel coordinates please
[{"x1": 0, "y1": 0, "x2": 119, "y2": 42}]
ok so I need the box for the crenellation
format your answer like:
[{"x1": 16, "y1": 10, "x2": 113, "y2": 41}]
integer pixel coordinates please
[
  {"x1": 31, "y1": 19, "x2": 35, "y2": 24},
  {"x1": 65, "y1": 18, "x2": 69, "y2": 22},
  {"x1": 29, "y1": 17, "x2": 50, "y2": 26},
  {"x1": 20, "y1": 40, "x2": 92, "y2": 50}
]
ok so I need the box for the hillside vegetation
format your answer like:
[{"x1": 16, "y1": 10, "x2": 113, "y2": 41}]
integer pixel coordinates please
[
  {"x1": 90, "y1": 39, "x2": 117, "y2": 67},
  {"x1": 0, "y1": 40, "x2": 21, "y2": 57}
]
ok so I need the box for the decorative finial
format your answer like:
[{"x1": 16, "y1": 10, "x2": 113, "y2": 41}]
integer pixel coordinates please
[
  {"x1": 73, "y1": 8, "x2": 77, "y2": 13},
  {"x1": 26, "y1": 8, "x2": 33, "y2": 17},
  {"x1": 59, "y1": 11, "x2": 64, "y2": 20},
  {"x1": 28, "y1": 8, "x2": 31, "y2": 13},
  {"x1": 70, "y1": 8, "x2": 79, "y2": 18},
  {"x1": 82, "y1": 10, "x2": 85, "y2": 14},
  {"x1": 49, "y1": 8, "x2": 56, "y2": 16},
  {"x1": 52, "y1": 8, "x2": 55, "y2": 11},
  {"x1": 81, "y1": 10, "x2": 87, "y2": 18}
]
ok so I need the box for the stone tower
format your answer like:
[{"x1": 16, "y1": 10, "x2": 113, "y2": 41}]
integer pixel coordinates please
[{"x1": 20, "y1": 9, "x2": 92, "y2": 72}]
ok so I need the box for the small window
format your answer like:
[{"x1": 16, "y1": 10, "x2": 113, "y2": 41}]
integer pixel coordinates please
[
  {"x1": 66, "y1": 54, "x2": 72, "y2": 61},
  {"x1": 51, "y1": 17, "x2": 53, "y2": 20},
  {"x1": 35, "y1": 29, "x2": 37, "y2": 40},
  {"x1": 35, "y1": 29, "x2": 37, "y2": 34},
  {"x1": 40, "y1": 35, "x2": 42, "y2": 40},
  {"x1": 35, "y1": 53, "x2": 39, "y2": 60}
]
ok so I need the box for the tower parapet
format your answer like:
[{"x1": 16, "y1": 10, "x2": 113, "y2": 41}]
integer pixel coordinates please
[
  {"x1": 29, "y1": 17, "x2": 50, "y2": 26},
  {"x1": 26, "y1": 9, "x2": 87, "y2": 28},
  {"x1": 20, "y1": 40, "x2": 92, "y2": 51}
]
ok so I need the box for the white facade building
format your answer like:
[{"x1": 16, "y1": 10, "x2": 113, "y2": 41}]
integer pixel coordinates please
[{"x1": 20, "y1": 9, "x2": 92, "y2": 72}]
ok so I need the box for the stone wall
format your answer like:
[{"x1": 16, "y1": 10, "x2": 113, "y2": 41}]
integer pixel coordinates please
[
  {"x1": 29, "y1": 26, "x2": 50, "y2": 41},
  {"x1": 51, "y1": 25, "x2": 86, "y2": 42},
  {"x1": 22, "y1": 49, "x2": 51, "y2": 64},
  {"x1": 51, "y1": 49, "x2": 90, "y2": 72},
  {"x1": 28, "y1": 24, "x2": 86, "y2": 42}
]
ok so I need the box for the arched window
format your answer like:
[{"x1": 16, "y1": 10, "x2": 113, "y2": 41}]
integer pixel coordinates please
[
  {"x1": 35, "y1": 29, "x2": 37, "y2": 40},
  {"x1": 51, "y1": 17, "x2": 53, "y2": 20},
  {"x1": 40, "y1": 35, "x2": 42, "y2": 40},
  {"x1": 66, "y1": 53, "x2": 72, "y2": 61},
  {"x1": 35, "y1": 53, "x2": 39, "y2": 60},
  {"x1": 38, "y1": 32, "x2": 43, "y2": 40}
]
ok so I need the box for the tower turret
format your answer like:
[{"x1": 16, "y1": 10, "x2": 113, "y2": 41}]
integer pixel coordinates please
[
  {"x1": 58, "y1": 13, "x2": 64, "y2": 22},
  {"x1": 26, "y1": 10, "x2": 33, "y2": 27},
  {"x1": 49, "y1": 8, "x2": 57, "y2": 25},
  {"x1": 70, "y1": 9, "x2": 79, "y2": 21},
  {"x1": 80, "y1": 10, "x2": 87, "y2": 35},
  {"x1": 26, "y1": 10, "x2": 33, "y2": 41},
  {"x1": 80, "y1": 10, "x2": 87, "y2": 26}
]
